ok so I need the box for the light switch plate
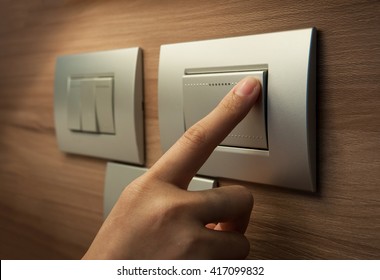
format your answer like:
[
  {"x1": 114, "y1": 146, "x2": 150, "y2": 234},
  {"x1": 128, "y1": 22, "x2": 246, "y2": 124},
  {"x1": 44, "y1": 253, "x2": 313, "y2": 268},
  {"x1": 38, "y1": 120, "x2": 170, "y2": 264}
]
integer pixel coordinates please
[
  {"x1": 104, "y1": 162, "x2": 217, "y2": 218},
  {"x1": 54, "y1": 48, "x2": 144, "y2": 165},
  {"x1": 158, "y1": 28, "x2": 317, "y2": 191}
]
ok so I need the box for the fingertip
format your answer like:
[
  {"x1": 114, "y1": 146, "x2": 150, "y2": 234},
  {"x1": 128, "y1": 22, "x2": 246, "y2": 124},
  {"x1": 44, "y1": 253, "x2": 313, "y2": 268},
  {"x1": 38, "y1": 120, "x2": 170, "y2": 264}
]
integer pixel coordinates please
[{"x1": 234, "y1": 76, "x2": 261, "y2": 102}]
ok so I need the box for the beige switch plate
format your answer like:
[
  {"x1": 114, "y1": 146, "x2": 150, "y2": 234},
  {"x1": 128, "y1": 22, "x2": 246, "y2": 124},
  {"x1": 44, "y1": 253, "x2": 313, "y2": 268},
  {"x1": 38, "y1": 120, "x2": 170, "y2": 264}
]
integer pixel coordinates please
[
  {"x1": 158, "y1": 28, "x2": 317, "y2": 191},
  {"x1": 54, "y1": 48, "x2": 144, "y2": 165}
]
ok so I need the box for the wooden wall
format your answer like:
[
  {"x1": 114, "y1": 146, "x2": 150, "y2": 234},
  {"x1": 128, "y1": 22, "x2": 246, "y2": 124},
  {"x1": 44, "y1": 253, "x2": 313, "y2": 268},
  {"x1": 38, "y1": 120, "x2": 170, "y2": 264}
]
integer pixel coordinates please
[{"x1": 0, "y1": 0, "x2": 379, "y2": 259}]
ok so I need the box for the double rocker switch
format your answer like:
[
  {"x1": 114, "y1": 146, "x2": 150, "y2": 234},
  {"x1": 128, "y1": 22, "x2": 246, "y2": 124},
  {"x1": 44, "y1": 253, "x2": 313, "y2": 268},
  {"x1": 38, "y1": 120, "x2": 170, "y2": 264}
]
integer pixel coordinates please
[{"x1": 67, "y1": 77, "x2": 115, "y2": 134}]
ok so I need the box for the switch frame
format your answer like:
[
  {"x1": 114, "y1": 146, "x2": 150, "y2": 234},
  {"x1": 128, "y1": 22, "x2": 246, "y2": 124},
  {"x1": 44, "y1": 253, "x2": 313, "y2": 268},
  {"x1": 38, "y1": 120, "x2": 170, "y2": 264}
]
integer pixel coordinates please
[
  {"x1": 54, "y1": 48, "x2": 144, "y2": 165},
  {"x1": 158, "y1": 28, "x2": 317, "y2": 191}
]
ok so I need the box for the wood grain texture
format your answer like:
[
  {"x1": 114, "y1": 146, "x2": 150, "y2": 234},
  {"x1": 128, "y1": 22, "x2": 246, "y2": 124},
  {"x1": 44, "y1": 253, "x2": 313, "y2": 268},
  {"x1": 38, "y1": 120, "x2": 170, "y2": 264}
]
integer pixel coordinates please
[{"x1": 0, "y1": 0, "x2": 379, "y2": 259}]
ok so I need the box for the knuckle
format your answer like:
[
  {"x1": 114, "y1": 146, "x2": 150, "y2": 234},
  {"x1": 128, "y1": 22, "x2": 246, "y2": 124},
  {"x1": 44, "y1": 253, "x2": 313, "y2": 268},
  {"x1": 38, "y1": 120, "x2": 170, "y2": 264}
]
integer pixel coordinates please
[
  {"x1": 142, "y1": 194, "x2": 186, "y2": 228},
  {"x1": 181, "y1": 123, "x2": 208, "y2": 147},
  {"x1": 177, "y1": 230, "x2": 205, "y2": 258},
  {"x1": 219, "y1": 93, "x2": 241, "y2": 115},
  {"x1": 153, "y1": 189, "x2": 192, "y2": 222}
]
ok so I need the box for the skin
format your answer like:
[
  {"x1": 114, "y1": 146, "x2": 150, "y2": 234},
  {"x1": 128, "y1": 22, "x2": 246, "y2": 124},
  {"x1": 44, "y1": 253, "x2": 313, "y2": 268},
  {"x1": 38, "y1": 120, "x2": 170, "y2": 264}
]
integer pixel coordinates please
[{"x1": 83, "y1": 77, "x2": 261, "y2": 259}]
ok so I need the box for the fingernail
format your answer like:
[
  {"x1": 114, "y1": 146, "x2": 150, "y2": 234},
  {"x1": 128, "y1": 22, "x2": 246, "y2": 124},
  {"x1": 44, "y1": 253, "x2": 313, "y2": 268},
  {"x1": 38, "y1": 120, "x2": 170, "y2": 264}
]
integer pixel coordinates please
[{"x1": 234, "y1": 77, "x2": 260, "y2": 97}]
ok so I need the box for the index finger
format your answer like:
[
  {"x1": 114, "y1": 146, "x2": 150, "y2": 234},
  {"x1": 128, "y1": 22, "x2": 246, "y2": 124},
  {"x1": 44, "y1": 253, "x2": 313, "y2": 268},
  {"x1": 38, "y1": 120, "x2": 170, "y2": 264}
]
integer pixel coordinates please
[{"x1": 149, "y1": 77, "x2": 261, "y2": 188}]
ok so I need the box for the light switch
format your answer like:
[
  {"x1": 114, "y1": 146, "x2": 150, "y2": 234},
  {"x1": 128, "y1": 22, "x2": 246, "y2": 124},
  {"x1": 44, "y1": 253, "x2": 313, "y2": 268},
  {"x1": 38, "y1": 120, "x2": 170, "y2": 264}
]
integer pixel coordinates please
[
  {"x1": 80, "y1": 80, "x2": 97, "y2": 133},
  {"x1": 67, "y1": 79, "x2": 81, "y2": 131},
  {"x1": 183, "y1": 69, "x2": 267, "y2": 150},
  {"x1": 54, "y1": 48, "x2": 144, "y2": 164},
  {"x1": 95, "y1": 78, "x2": 115, "y2": 134},
  {"x1": 158, "y1": 28, "x2": 317, "y2": 191}
]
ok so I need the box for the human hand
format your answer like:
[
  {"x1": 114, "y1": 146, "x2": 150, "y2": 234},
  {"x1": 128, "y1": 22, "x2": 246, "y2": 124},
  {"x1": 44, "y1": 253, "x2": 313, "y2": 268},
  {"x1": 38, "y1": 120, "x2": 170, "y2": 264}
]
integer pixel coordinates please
[{"x1": 83, "y1": 77, "x2": 261, "y2": 259}]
